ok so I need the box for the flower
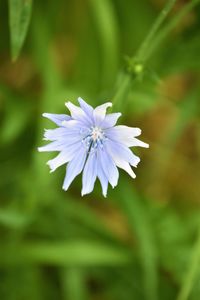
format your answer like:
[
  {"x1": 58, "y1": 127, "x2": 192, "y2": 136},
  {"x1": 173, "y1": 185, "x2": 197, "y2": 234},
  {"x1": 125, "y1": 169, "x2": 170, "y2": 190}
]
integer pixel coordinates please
[{"x1": 38, "y1": 98, "x2": 149, "y2": 197}]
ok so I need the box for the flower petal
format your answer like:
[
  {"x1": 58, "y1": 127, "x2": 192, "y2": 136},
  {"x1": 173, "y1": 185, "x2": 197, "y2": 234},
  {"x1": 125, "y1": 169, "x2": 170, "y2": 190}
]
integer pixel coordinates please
[
  {"x1": 81, "y1": 152, "x2": 97, "y2": 196},
  {"x1": 105, "y1": 125, "x2": 149, "y2": 148},
  {"x1": 116, "y1": 160, "x2": 136, "y2": 179},
  {"x1": 47, "y1": 142, "x2": 81, "y2": 172},
  {"x1": 43, "y1": 127, "x2": 83, "y2": 144},
  {"x1": 97, "y1": 160, "x2": 108, "y2": 197},
  {"x1": 44, "y1": 127, "x2": 81, "y2": 141},
  {"x1": 78, "y1": 97, "x2": 94, "y2": 118},
  {"x1": 98, "y1": 149, "x2": 119, "y2": 188},
  {"x1": 42, "y1": 113, "x2": 71, "y2": 126},
  {"x1": 106, "y1": 140, "x2": 140, "y2": 167},
  {"x1": 62, "y1": 147, "x2": 87, "y2": 191},
  {"x1": 65, "y1": 102, "x2": 91, "y2": 125},
  {"x1": 38, "y1": 140, "x2": 66, "y2": 152},
  {"x1": 126, "y1": 138, "x2": 149, "y2": 148},
  {"x1": 101, "y1": 113, "x2": 121, "y2": 129},
  {"x1": 106, "y1": 142, "x2": 136, "y2": 178},
  {"x1": 93, "y1": 102, "x2": 112, "y2": 126},
  {"x1": 106, "y1": 125, "x2": 141, "y2": 138}
]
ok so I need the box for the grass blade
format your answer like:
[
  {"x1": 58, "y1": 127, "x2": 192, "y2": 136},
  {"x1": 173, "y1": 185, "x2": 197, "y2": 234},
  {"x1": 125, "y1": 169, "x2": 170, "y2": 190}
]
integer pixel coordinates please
[{"x1": 9, "y1": 0, "x2": 32, "y2": 61}]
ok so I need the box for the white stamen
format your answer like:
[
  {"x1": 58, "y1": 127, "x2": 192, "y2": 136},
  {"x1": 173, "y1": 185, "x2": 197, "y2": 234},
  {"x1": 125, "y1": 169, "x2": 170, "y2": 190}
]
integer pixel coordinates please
[{"x1": 81, "y1": 126, "x2": 106, "y2": 152}]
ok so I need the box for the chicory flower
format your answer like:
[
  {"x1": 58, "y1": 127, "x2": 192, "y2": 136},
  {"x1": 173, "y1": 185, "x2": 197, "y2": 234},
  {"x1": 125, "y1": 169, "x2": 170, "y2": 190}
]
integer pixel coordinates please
[{"x1": 38, "y1": 98, "x2": 149, "y2": 197}]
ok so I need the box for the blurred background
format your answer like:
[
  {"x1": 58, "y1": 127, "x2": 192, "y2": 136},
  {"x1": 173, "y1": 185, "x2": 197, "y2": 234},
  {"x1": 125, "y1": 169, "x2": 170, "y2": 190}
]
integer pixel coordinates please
[{"x1": 0, "y1": 0, "x2": 200, "y2": 299}]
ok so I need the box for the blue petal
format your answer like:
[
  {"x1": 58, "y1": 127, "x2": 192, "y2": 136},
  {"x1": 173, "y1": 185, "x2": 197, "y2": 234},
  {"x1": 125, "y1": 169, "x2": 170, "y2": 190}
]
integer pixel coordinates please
[
  {"x1": 106, "y1": 140, "x2": 140, "y2": 167},
  {"x1": 97, "y1": 158, "x2": 108, "y2": 197},
  {"x1": 81, "y1": 152, "x2": 97, "y2": 196},
  {"x1": 44, "y1": 128, "x2": 82, "y2": 142},
  {"x1": 93, "y1": 102, "x2": 112, "y2": 126},
  {"x1": 47, "y1": 142, "x2": 81, "y2": 172},
  {"x1": 98, "y1": 149, "x2": 119, "y2": 188},
  {"x1": 78, "y1": 97, "x2": 94, "y2": 118},
  {"x1": 105, "y1": 141, "x2": 136, "y2": 179},
  {"x1": 38, "y1": 140, "x2": 66, "y2": 152},
  {"x1": 115, "y1": 160, "x2": 136, "y2": 178},
  {"x1": 42, "y1": 113, "x2": 71, "y2": 126},
  {"x1": 65, "y1": 102, "x2": 92, "y2": 125},
  {"x1": 101, "y1": 113, "x2": 121, "y2": 129},
  {"x1": 39, "y1": 130, "x2": 82, "y2": 151},
  {"x1": 61, "y1": 119, "x2": 83, "y2": 128},
  {"x1": 126, "y1": 138, "x2": 149, "y2": 148},
  {"x1": 62, "y1": 148, "x2": 87, "y2": 191},
  {"x1": 105, "y1": 125, "x2": 149, "y2": 148}
]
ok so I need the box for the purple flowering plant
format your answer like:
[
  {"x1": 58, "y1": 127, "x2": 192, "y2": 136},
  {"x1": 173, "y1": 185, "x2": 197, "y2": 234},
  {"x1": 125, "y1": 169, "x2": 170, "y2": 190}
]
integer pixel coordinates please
[{"x1": 38, "y1": 98, "x2": 149, "y2": 196}]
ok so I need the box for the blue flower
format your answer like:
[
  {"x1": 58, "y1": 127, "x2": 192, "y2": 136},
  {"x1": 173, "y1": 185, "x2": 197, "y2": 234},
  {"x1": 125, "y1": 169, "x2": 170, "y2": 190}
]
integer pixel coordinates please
[{"x1": 38, "y1": 98, "x2": 149, "y2": 197}]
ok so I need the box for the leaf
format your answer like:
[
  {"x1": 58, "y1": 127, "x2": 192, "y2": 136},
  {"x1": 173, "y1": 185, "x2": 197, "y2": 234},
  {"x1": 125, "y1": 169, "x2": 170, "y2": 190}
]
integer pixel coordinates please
[
  {"x1": 0, "y1": 241, "x2": 134, "y2": 266},
  {"x1": 89, "y1": 0, "x2": 119, "y2": 87},
  {"x1": 0, "y1": 209, "x2": 31, "y2": 228},
  {"x1": 9, "y1": 0, "x2": 33, "y2": 61},
  {"x1": 60, "y1": 268, "x2": 88, "y2": 300},
  {"x1": 115, "y1": 182, "x2": 158, "y2": 300},
  {"x1": 177, "y1": 227, "x2": 200, "y2": 300},
  {"x1": 0, "y1": 84, "x2": 33, "y2": 145}
]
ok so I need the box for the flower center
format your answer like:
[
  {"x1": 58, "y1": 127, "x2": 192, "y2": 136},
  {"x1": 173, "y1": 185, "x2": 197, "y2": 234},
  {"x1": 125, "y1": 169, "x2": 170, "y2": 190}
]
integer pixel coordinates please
[
  {"x1": 91, "y1": 126, "x2": 104, "y2": 141},
  {"x1": 82, "y1": 126, "x2": 106, "y2": 152}
]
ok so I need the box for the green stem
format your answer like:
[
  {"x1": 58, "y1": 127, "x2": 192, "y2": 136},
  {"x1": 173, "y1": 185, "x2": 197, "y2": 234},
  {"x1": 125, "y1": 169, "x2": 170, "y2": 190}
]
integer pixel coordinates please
[
  {"x1": 145, "y1": 0, "x2": 200, "y2": 61},
  {"x1": 112, "y1": 73, "x2": 131, "y2": 109},
  {"x1": 112, "y1": 0, "x2": 200, "y2": 108},
  {"x1": 112, "y1": 0, "x2": 177, "y2": 107},
  {"x1": 135, "y1": 0, "x2": 177, "y2": 62},
  {"x1": 177, "y1": 226, "x2": 200, "y2": 300}
]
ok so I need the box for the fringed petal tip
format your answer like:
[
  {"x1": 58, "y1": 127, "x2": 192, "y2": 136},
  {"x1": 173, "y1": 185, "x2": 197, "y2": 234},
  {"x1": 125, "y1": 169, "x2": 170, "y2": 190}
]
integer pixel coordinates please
[
  {"x1": 46, "y1": 161, "x2": 55, "y2": 173},
  {"x1": 81, "y1": 186, "x2": 107, "y2": 197},
  {"x1": 135, "y1": 157, "x2": 140, "y2": 167},
  {"x1": 62, "y1": 185, "x2": 68, "y2": 192},
  {"x1": 81, "y1": 190, "x2": 107, "y2": 198},
  {"x1": 142, "y1": 142, "x2": 149, "y2": 148},
  {"x1": 136, "y1": 128, "x2": 142, "y2": 137},
  {"x1": 131, "y1": 171, "x2": 136, "y2": 179},
  {"x1": 77, "y1": 97, "x2": 91, "y2": 107},
  {"x1": 81, "y1": 186, "x2": 92, "y2": 196},
  {"x1": 81, "y1": 190, "x2": 86, "y2": 197},
  {"x1": 65, "y1": 101, "x2": 70, "y2": 108}
]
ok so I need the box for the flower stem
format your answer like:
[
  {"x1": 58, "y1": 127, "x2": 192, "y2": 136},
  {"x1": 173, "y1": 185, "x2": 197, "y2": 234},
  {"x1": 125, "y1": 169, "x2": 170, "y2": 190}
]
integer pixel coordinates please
[
  {"x1": 135, "y1": 0, "x2": 177, "y2": 63},
  {"x1": 112, "y1": 0, "x2": 177, "y2": 107},
  {"x1": 145, "y1": 0, "x2": 200, "y2": 62},
  {"x1": 177, "y1": 225, "x2": 200, "y2": 300},
  {"x1": 112, "y1": 73, "x2": 131, "y2": 109},
  {"x1": 112, "y1": 0, "x2": 200, "y2": 109}
]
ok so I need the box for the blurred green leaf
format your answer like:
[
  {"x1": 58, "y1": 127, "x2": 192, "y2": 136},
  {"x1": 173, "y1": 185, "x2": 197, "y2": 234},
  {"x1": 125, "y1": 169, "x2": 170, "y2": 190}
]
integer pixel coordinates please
[
  {"x1": 1, "y1": 95, "x2": 32, "y2": 144},
  {"x1": 177, "y1": 227, "x2": 200, "y2": 300},
  {"x1": 89, "y1": 0, "x2": 119, "y2": 88},
  {"x1": 61, "y1": 268, "x2": 88, "y2": 300},
  {"x1": 9, "y1": 0, "x2": 32, "y2": 61},
  {"x1": 0, "y1": 209, "x2": 31, "y2": 228},
  {"x1": 1, "y1": 241, "x2": 134, "y2": 266},
  {"x1": 161, "y1": 31, "x2": 200, "y2": 75},
  {"x1": 116, "y1": 183, "x2": 158, "y2": 300}
]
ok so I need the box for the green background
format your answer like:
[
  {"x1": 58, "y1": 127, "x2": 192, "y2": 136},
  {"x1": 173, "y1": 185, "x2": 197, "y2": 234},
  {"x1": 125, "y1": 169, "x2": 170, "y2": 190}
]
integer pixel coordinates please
[{"x1": 0, "y1": 0, "x2": 200, "y2": 299}]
